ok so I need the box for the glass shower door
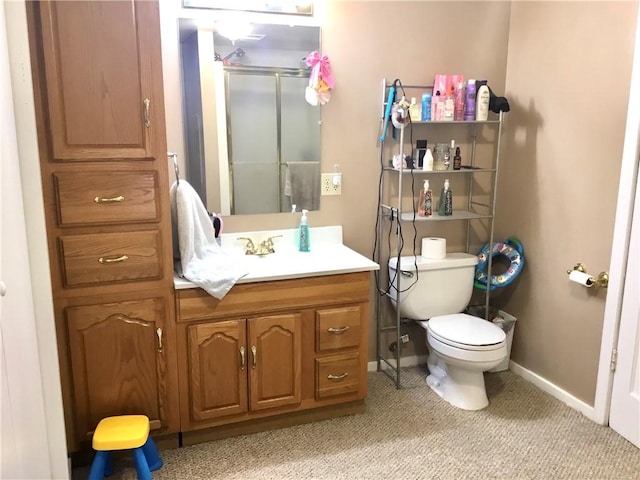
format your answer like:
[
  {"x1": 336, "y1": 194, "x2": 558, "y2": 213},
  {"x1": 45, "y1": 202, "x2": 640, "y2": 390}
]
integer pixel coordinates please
[{"x1": 227, "y1": 72, "x2": 279, "y2": 214}]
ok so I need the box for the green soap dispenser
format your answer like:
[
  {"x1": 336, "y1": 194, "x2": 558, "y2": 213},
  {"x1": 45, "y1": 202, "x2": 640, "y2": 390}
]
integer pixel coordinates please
[
  {"x1": 298, "y1": 209, "x2": 310, "y2": 252},
  {"x1": 438, "y1": 179, "x2": 453, "y2": 216}
]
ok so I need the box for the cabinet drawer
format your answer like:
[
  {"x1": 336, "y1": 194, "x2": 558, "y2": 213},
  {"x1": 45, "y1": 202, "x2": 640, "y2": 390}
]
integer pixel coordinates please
[
  {"x1": 59, "y1": 231, "x2": 162, "y2": 287},
  {"x1": 316, "y1": 306, "x2": 361, "y2": 352},
  {"x1": 315, "y1": 353, "x2": 360, "y2": 400},
  {"x1": 54, "y1": 171, "x2": 159, "y2": 226}
]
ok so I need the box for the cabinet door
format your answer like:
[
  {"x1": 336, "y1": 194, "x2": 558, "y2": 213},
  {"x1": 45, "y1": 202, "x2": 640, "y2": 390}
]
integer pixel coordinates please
[
  {"x1": 65, "y1": 298, "x2": 171, "y2": 443},
  {"x1": 38, "y1": 0, "x2": 164, "y2": 160},
  {"x1": 187, "y1": 320, "x2": 248, "y2": 421},
  {"x1": 248, "y1": 313, "x2": 302, "y2": 411}
]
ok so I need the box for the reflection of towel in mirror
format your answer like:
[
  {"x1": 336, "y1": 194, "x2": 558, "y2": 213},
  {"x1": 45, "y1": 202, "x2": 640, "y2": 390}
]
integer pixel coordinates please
[
  {"x1": 284, "y1": 161, "x2": 320, "y2": 211},
  {"x1": 170, "y1": 180, "x2": 247, "y2": 299}
]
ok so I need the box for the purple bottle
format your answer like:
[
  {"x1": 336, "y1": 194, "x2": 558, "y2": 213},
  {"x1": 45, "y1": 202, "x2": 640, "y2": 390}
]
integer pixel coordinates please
[{"x1": 464, "y1": 79, "x2": 476, "y2": 121}]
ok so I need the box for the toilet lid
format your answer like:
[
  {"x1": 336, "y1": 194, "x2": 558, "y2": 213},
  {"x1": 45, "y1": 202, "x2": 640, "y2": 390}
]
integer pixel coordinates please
[{"x1": 427, "y1": 313, "x2": 506, "y2": 350}]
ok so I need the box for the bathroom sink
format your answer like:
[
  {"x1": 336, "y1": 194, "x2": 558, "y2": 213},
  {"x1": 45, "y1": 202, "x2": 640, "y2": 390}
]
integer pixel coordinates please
[{"x1": 173, "y1": 225, "x2": 379, "y2": 289}]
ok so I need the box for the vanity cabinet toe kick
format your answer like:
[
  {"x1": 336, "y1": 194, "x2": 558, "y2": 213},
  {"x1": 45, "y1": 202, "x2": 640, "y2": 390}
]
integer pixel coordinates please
[{"x1": 175, "y1": 272, "x2": 371, "y2": 442}]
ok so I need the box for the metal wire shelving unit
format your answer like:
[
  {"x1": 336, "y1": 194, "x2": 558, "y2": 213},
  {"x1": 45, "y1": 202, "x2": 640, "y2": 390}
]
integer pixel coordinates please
[{"x1": 374, "y1": 79, "x2": 505, "y2": 389}]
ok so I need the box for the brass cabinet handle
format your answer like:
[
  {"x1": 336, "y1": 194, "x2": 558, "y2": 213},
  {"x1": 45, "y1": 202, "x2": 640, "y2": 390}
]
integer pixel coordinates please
[
  {"x1": 251, "y1": 345, "x2": 257, "y2": 368},
  {"x1": 93, "y1": 195, "x2": 125, "y2": 203},
  {"x1": 98, "y1": 255, "x2": 129, "y2": 264},
  {"x1": 328, "y1": 373, "x2": 349, "y2": 380},
  {"x1": 143, "y1": 98, "x2": 151, "y2": 128},
  {"x1": 240, "y1": 346, "x2": 245, "y2": 370},
  {"x1": 156, "y1": 328, "x2": 163, "y2": 353},
  {"x1": 328, "y1": 326, "x2": 350, "y2": 334}
]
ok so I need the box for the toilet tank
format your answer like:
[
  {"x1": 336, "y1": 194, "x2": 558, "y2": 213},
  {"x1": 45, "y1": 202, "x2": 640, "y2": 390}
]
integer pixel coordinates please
[{"x1": 388, "y1": 253, "x2": 478, "y2": 320}]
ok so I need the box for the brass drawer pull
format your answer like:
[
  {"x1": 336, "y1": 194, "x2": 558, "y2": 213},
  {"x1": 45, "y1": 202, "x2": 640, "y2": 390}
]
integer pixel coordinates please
[
  {"x1": 327, "y1": 373, "x2": 349, "y2": 381},
  {"x1": 240, "y1": 346, "x2": 245, "y2": 370},
  {"x1": 251, "y1": 345, "x2": 257, "y2": 368},
  {"x1": 93, "y1": 195, "x2": 125, "y2": 203},
  {"x1": 328, "y1": 326, "x2": 350, "y2": 334},
  {"x1": 156, "y1": 328, "x2": 163, "y2": 353},
  {"x1": 144, "y1": 98, "x2": 151, "y2": 128},
  {"x1": 98, "y1": 255, "x2": 129, "y2": 264}
]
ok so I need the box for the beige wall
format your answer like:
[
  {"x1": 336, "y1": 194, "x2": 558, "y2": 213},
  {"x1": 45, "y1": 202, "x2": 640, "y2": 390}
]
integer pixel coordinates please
[
  {"x1": 496, "y1": 1, "x2": 637, "y2": 403},
  {"x1": 164, "y1": 1, "x2": 638, "y2": 405}
]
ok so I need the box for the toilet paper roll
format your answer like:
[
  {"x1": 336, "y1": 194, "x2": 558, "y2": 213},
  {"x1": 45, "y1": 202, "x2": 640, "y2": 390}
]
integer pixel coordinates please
[
  {"x1": 421, "y1": 237, "x2": 447, "y2": 259},
  {"x1": 569, "y1": 270, "x2": 595, "y2": 287}
]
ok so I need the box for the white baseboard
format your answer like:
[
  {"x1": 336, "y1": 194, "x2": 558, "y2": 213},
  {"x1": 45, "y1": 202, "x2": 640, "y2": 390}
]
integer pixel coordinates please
[
  {"x1": 368, "y1": 355, "x2": 427, "y2": 372},
  {"x1": 509, "y1": 361, "x2": 595, "y2": 420},
  {"x1": 368, "y1": 358, "x2": 596, "y2": 421}
]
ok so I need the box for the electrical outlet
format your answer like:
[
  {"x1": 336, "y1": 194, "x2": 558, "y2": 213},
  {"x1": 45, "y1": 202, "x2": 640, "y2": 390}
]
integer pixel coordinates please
[{"x1": 321, "y1": 173, "x2": 342, "y2": 195}]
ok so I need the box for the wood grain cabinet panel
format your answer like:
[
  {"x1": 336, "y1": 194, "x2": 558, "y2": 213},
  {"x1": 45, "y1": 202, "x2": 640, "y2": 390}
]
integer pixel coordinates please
[
  {"x1": 316, "y1": 305, "x2": 362, "y2": 352},
  {"x1": 248, "y1": 314, "x2": 302, "y2": 411},
  {"x1": 187, "y1": 320, "x2": 248, "y2": 421},
  {"x1": 66, "y1": 299, "x2": 171, "y2": 441},
  {"x1": 38, "y1": 0, "x2": 163, "y2": 160},
  {"x1": 28, "y1": 0, "x2": 176, "y2": 452},
  {"x1": 181, "y1": 314, "x2": 302, "y2": 428},
  {"x1": 54, "y1": 171, "x2": 159, "y2": 226},
  {"x1": 59, "y1": 231, "x2": 162, "y2": 287},
  {"x1": 315, "y1": 353, "x2": 361, "y2": 400}
]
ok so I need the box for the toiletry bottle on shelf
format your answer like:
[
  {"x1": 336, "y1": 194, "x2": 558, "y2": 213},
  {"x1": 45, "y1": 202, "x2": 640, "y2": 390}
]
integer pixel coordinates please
[
  {"x1": 409, "y1": 97, "x2": 421, "y2": 122},
  {"x1": 464, "y1": 79, "x2": 476, "y2": 121},
  {"x1": 418, "y1": 179, "x2": 433, "y2": 217},
  {"x1": 416, "y1": 140, "x2": 427, "y2": 168},
  {"x1": 454, "y1": 82, "x2": 465, "y2": 121},
  {"x1": 422, "y1": 147, "x2": 434, "y2": 171},
  {"x1": 298, "y1": 209, "x2": 310, "y2": 252},
  {"x1": 475, "y1": 84, "x2": 490, "y2": 121},
  {"x1": 453, "y1": 146, "x2": 461, "y2": 170},
  {"x1": 421, "y1": 93, "x2": 431, "y2": 121},
  {"x1": 433, "y1": 91, "x2": 445, "y2": 121},
  {"x1": 438, "y1": 179, "x2": 453, "y2": 216},
  {"x1": 444, "y1": 86, "x2": 455, "y2": 121}
]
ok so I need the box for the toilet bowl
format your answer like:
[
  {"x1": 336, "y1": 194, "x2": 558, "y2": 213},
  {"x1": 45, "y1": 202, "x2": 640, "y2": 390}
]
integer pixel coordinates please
[
  {"x1": 388, "y1": 254, "x2": 508, "y2": 410},
  {"x1": 418, "y1": 313, "x2": 507, "y2": 410}
]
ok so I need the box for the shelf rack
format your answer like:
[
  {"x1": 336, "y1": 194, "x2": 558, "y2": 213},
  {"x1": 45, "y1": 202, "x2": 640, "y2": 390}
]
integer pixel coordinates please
[{"x1": 374, "y1": 79, "x2": 505, "y2": 389}]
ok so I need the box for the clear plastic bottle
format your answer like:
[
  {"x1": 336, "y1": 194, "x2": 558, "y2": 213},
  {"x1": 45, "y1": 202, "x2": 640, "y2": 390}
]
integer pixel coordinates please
[
  {"x1": 298, "y1": 209, "x2": 310, "y2": 252},
  {"x1": 421, "y1": 93, "x2": 431, "y2": 121},
  {"x1": 454, "y1": 82, "x2": 466, "y2": 121},
  {"x1": 409, "y1": 97, "x2": 421, "y2": 122},
  {"x1": 418, "y1": 179, "x2": 433, "y2": 217}
]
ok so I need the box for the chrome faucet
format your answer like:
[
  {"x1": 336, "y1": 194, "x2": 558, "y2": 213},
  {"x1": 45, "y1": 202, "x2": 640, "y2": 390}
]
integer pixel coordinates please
[
  {"x1": 258, "y1": 235, "x2": 282, "y2": 254},
  {"x1": 237, "y1": 235, "x2": 282, "y2": 256},
  {"x1": 237, "y1": 237, "x2": 257, "y2": 255}
]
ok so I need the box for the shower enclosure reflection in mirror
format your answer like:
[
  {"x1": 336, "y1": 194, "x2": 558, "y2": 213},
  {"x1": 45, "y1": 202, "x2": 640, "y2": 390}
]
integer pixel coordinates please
[
  {"x1": 182, "y1": 0, "x2": 314, "y2": 16},
  {"x1": 179, "y1": 20, "x2": 321, "y2": 215}
]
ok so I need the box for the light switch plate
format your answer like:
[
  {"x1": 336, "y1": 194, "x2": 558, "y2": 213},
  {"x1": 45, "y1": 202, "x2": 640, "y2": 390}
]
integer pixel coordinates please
[{"x1": 321, "y1": 173, "x2": 342, "y2": 195}]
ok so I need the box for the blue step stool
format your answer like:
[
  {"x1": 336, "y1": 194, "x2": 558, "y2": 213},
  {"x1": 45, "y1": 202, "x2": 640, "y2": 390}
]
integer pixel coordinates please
[{"x1": 88, "y1": 415, "x2": 163, "y2": 480}]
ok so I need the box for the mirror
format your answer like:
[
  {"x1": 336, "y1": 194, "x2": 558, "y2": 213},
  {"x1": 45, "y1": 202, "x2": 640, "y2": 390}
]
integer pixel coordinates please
[{"x1": 179, "y1": 20, "x2": 322, "y2": 215}]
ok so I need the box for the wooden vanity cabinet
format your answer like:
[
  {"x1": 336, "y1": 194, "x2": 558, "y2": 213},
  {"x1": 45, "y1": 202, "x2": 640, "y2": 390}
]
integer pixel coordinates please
[
  {"x1": 186, "y1": 314, "x2": 302, "y2": 422},
  {"x1": 27, "y1": 0, "x2": 179, "y2": 452},
  {"x1": 176, "y1": 273, "x2": 370, "y2": 438}
]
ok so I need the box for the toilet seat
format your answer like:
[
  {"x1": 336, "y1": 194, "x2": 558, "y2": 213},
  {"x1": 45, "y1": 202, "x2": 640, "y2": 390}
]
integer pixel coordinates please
[{"x1": 420, "y1": 313, "x2": 506, "y2": 351}]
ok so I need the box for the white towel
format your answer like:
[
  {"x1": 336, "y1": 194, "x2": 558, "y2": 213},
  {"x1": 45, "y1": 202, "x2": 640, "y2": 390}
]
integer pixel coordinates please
[{"x1": 170, "y1": 180, "x2": 247, "y2": 299}]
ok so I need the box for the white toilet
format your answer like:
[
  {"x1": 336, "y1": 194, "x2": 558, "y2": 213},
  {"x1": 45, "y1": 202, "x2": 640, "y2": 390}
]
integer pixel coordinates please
[{"x1": 388, "y1": 253, "x2": 507, "y2": 410}]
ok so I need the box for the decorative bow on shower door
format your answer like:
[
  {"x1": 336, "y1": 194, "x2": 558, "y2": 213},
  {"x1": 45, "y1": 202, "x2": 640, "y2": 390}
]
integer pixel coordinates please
[{"x1": 305, "y1": 51, "x2": 334, "y2": 106}]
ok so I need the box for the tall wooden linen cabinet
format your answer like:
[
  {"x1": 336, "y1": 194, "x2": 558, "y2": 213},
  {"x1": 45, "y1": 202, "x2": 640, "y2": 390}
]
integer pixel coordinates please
[{"x1": 26, "y1": 0, "x2": 179, "y2": 452}]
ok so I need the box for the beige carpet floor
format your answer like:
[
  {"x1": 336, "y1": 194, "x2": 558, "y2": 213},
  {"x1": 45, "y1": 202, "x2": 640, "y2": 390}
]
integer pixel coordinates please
[{"x1": 74, "y1": 368, "x2": 640, "y2": 480}]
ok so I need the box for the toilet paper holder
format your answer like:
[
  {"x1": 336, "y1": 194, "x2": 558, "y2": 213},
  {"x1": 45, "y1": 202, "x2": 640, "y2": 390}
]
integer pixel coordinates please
[{"x1": 566, "y1": 263, "x2": 609, "y2": 288}]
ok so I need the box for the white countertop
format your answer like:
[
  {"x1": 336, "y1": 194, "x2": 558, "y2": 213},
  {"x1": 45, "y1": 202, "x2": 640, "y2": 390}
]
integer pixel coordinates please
[{"x1": 173, "y1": 225, "x2": 380, "y2": 289}]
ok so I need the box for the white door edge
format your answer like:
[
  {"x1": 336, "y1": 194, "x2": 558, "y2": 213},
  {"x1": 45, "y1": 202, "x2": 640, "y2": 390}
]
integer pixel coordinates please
[{"x1": 594, "y1": 4, "x2": 640, "y2": 426}]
